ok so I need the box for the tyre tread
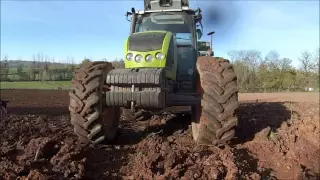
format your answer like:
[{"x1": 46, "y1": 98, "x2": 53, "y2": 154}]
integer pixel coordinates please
[
  {"x1": 69, "y1": 61, "x2": 119, "y2": 144},
  {"x1": 192, "y1": 56, "x2": 239, "y2": 145}
]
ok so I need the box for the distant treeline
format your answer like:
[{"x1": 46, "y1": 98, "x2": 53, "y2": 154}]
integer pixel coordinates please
[
  {"x1": 0, "y1": 54, "x2": 125, "y2": 82},
  {"x1": 1, "y1": 49, "x2": 319, "y2": 92},
  {"x1": 228, "y1": 49, "x2": 319, "y2": 92}
]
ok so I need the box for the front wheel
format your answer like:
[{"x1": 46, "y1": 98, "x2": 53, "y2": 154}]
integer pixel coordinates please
[
  {"x1": 69, "y1": 61, "x2": 120, "y2": 144},
  {"x1": 192, "y1": 57, "x2": 239, "y2": 145}
]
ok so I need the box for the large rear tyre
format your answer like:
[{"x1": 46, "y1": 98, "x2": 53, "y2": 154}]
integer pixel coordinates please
[
  {"x1": 69, "y1": 61, "x2": 120, "y2": 144},
  {"x1": 192, "y1": 57, "x2": 239, "y2": 145}
]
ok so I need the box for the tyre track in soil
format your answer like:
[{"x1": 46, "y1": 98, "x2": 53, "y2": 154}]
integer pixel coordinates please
[{"x1": 0, "y1": 89, "x2": 319, "y2": 180}]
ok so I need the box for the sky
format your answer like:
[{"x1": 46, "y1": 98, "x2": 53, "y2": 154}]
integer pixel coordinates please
[{"x1": 1, "y1": 0, "x2": 319, "y2": 67}]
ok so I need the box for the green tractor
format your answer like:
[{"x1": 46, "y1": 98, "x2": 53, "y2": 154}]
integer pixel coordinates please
[{"x1": 69, "y1": 0, "x2": 239, "y2": 146}]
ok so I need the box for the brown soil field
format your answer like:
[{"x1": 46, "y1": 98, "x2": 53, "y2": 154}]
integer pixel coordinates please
[
  {"x1": 239, "y1": 92, "x2": 319, "y2": 103},
  {"x1": 0, "y1": 89, "x2": 319, "y2": 180}
]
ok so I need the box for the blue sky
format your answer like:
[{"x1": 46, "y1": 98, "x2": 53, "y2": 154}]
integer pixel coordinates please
[{"x1": 1, "y1": 0, "x2": 319, "y2": 67}]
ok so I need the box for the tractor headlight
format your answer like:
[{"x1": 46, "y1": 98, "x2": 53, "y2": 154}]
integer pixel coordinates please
[
  {"x1": 126, "y1": 53, "x2": 133, "y2": 61},
  {"x1": 135, "y1": 54, "x2": 143, "y2": 63},
  {"x1": 155, "y1": 52, "x2": 164, "y2": 60},
  {"x1": 145, "y1": 54, "x2": 153, "y2": 62}
]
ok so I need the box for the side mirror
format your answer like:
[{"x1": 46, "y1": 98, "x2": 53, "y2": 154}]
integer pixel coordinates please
[
  {"x1": 125, "y1": 11, "x2": 132, "y2": 22},
  {"x1": 196, "y1": 29, "x2": 202, "y2": 39}
]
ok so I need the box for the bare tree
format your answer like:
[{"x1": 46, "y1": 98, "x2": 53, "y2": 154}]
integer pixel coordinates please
[
  {"x1": 0, "y1": 55, "x2": 9, "y2": 81},
  {"x1": 29, "y1": 55, "x2": 37, "y2": 80},
  {"x1": 36, "y1": 52, "x2": 45, "y2": 82},
  {"x1": 51, "y1": 57, "x2": 56, "y2": 81},
  {"x1": 243, "y1": 50, "x2": 262, "y2": 71},
  {"x1": 265, "y1": 50, "x2": 280, "y2": 61},
  {"x1": 264, "y1": 50, "x2": 280, "y2": 69},
  {"x1": 68, "y1": 57, "x2": 76, "y2": 79},
  {"x1": 17, "y1": 64, "x2": 24, "y2": 80},
  {"x1": 298, "y1": 50, "x2": 318, "y2": 89},
  {"x1": 228, "y1": 50, "x2": 246, "y2": 63},
  {"x1": 227, "y1": 50, "x2": 262, "y2": 92},
  {"x1": 279, "y1": 58, "x2": 292, "y2": 71},
  {"x1": 299, "y1": 50, "x2": 314, "y2": 76},
  {"x1": 228, "y1": 50, "x2": 262, "y2": 69},
  {"x1": 314, "y1": 48, "x2": 320, "y2": 74},
  {"x1": 2, "y1": 55, "x2": 9, "y2": 61},
  {"x1": 42, "y1": 55, "x2": 50, "y2": 82}
]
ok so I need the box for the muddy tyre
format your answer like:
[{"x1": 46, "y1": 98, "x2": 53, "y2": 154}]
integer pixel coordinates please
[
  {"x1": 69, "y1": 61, "x2": 120, "y2": 144},
  {"x1": 192, "y1": 57, "x2": 238, "y2": 145}
]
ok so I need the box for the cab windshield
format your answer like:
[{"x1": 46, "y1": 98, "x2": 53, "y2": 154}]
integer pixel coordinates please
[{"x1": 135, "y1": 12, "x2": 193, "y2": 46}]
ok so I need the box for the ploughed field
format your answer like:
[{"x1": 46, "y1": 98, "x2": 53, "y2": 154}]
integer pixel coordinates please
[{"x1": 0, "y1": 89, "x2": 319, "y2": 180}]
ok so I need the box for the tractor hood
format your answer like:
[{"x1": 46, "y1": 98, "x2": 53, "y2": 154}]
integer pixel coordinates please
[
  {"x1": 128, "y1": 31, "x2": 166, "y2": 52},
  {"x1": 123, "y1": 31, "x2": 173, "y2": 66},
  {"x1": 124, "y1": 30, "x2": 177, "y2": 80}
]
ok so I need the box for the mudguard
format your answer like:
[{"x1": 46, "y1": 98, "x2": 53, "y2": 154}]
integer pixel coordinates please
[{"x1": 105, "y1": 68, "x2": 167, "y2": 108}]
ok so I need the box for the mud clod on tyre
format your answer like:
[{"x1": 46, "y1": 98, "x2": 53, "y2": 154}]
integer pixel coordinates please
[
  {"x1": 192, "y1": 57, "x2": 239, "y2": 145},
  {"x1": 69, "y1": 61, "x2": 120, "y2": 144}
]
